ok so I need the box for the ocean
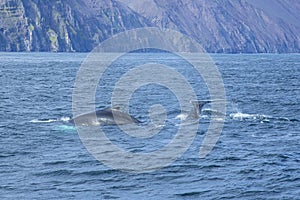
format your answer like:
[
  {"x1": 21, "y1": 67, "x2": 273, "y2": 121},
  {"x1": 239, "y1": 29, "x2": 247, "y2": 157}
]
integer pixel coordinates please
[{"x1": 0, "y1": 52, "x2": 299, "y2": 199}]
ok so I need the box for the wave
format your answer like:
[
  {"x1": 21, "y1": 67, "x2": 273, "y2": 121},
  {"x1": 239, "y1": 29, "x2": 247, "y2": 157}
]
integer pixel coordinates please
[
  {"x1": 30, "y1": 119, "x2": 58, "y2": 123},
  {"x1": 30, "y1": 117, "x2": 71, "y2": 123},
  {"x1": 229, "y1": 112, "x2": 270, "y2": 121},
  {"x1": 229, "y1": 112, "x2": 298, "y2": 123},
  {"x1": 60, "y1": 116, "x2": 71, "y2": 122},
  {"x1": 55, "y1": 125, "x2": 76, "y2": 131},
  {"x1": 29, "y1": 111, "x2": 297, "y2": 126}
]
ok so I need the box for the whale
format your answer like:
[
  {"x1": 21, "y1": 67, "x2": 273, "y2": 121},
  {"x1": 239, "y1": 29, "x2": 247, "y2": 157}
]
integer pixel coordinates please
[
  {"x1": 176, "y1": 100, "x2": 214, "y2": 120},
  {"x1": 189, "y1": 100, "x2": 213, "y2": 119},
  {"x1": 70, "y1": 107, "x2": 141, "y2": 126},
  {"x1": 70, "y1": 100, "x2": 215, "y2": 126}
]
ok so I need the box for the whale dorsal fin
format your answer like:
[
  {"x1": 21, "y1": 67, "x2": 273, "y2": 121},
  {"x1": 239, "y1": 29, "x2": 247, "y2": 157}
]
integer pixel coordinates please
[{"x1": 188, "y1": 100, "x2": 212, "y2": 119}]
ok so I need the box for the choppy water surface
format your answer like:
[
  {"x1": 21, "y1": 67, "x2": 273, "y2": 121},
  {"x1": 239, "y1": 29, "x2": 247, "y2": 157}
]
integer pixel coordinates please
[{"x1": 0, "y1": 53, "x2": 299, "y2": 199}]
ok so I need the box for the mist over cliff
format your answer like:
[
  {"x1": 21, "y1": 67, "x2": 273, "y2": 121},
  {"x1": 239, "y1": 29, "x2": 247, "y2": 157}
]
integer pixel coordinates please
[{"x1": 0, "y1": 0, "x2": 299, "y2": 53}]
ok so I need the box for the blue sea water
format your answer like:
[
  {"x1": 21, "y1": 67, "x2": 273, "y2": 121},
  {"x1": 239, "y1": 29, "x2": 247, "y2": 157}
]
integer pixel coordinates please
[{"x1": 0, "y1": 53, "x2": 299, "y2": 199}]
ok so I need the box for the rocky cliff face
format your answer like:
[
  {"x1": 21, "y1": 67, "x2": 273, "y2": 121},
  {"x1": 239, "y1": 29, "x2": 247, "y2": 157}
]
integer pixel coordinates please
[
  {"x1": 119, "y1": 0, "x2": 300, "y2": 53},
  {"x1": 0, "y1": 0, "x2": 299, "y2": 53},
  {"x1": 0, "y1": 0, "x2": 149, "y2": 52}
]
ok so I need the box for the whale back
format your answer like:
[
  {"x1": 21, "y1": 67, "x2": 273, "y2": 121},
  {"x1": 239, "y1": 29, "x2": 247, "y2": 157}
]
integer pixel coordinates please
[{"x1": 70, "y1": 107, "x2": 141, "y2": 126}]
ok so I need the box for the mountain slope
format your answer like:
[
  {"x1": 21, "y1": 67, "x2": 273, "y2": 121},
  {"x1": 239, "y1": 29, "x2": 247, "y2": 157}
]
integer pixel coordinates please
[
  {"x1": 118, "y1": 0, "x2": 300, "y2": 53},
  {"x1": 0, "y1": 0, "x2": 150, "y2": 52},
  {"x1": 0, "y1": 0, "x2": 299, "y2": 53}
]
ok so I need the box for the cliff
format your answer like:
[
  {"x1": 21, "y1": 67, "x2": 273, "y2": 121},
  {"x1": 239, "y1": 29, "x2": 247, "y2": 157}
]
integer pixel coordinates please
[
  {"x1": 119, "y1": 0, "x2": 300, "y2": 53},
  {"x1": 0, "y1": 0, "x2": 150, "y2": 52},
  {"x1": 0, "y1": 0, "x2": 299, "y2": 53}
]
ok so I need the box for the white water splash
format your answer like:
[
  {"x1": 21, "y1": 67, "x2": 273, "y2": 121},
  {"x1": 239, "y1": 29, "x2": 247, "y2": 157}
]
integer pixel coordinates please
[
  {"x1": 30, "y1": 116, "x2": 71, "y2": 123},
  {"x1": 229, "y1": 112, "x2": 272, "y2": 122},
  {"x1": 30, "y1": 119, "x2": 58, "y2": 123},
  {"x1": 60, "y1": 117, "x2": 71, "y2": 122}
]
